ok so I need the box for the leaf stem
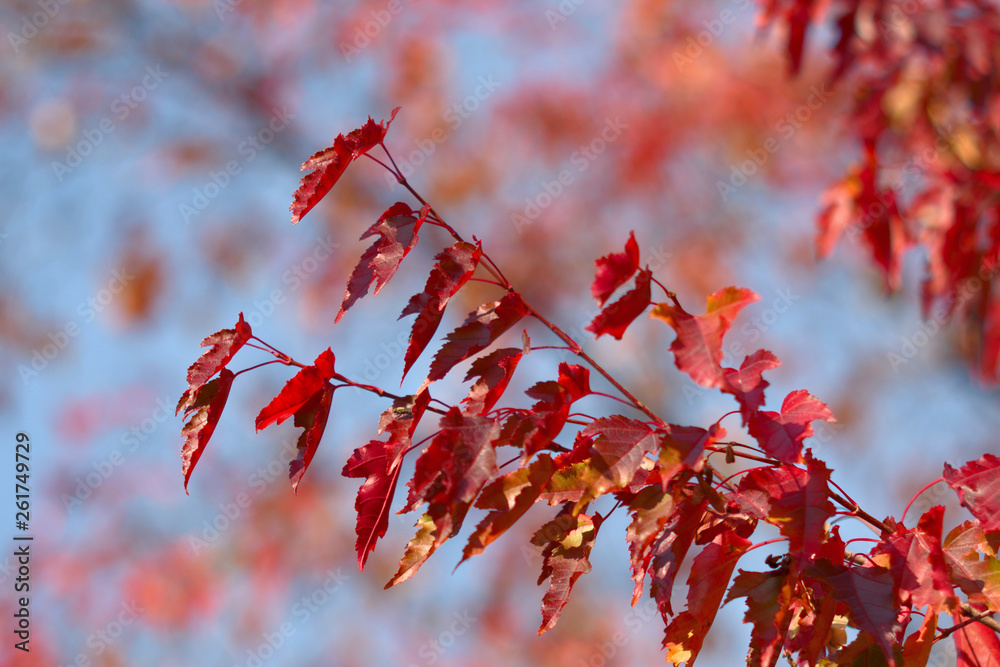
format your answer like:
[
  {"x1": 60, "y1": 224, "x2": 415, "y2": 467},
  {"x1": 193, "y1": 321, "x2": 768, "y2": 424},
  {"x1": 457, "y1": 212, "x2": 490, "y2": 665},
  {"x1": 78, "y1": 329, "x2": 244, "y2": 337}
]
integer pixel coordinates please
[{"x1": 900, "y1": 477, "x2": 945, "y2": 524}]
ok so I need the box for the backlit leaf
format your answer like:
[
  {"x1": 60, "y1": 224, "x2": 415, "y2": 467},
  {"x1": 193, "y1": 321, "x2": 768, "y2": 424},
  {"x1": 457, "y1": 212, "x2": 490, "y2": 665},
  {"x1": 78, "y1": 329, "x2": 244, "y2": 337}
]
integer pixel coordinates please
[
  {"x1": 290, "y1": 107, "x2": 400, "y2": 225},
  {"x1": 180, "y1": 369, "x2": 235, "y2": 494}
]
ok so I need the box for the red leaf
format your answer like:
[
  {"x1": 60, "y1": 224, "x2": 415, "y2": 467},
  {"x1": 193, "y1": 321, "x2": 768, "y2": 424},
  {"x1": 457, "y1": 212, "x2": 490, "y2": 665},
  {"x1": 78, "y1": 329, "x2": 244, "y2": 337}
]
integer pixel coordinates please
[
  {"x1": 180, "y1": 368, "x2": 235, "y2": 493},
  {"x1": 658, "y1": 423, "x2": 723, "y2": 490},
  {"x1": 724, "y1": 568, "x2": 794, "y2": 667},
  {"x1": 648, "y1": 495, "x2": 707, "y2": 617},
  {"x1": 290, "y1": 107, "x2": 400, "y2": 225},
  {"x1": 502, "y1": 406, "x2": 570, "y2": 463},
  {"x1": 405, "y1": 408, "x2": 500, "y2": 548},
  {"x1": 176, "y1": 313, "x2": 251, "y2": 416},
  {"x1": 877, "y1": 505, "x2": 955, "y2": 611},
  {"x1": 721, "y1": 349, "x2": 781, "y2": 425},
  {"x1": 952, "y1": 606, "x2": 1000, "y2": 666},
  {"x1": 556, "y1": 362, "x2": 591, "y2": 403},
  {"x1": 591, "y1": 230, "x2": 640, "y2": 306},
  {"x1": 289, "y1": 384, "x2": 334, "y2": 492},
  {"x1": 399, "y1": 241, "x2": 482, "y2": 381},
  {"x1": 806, "y1": 559, "x2": 902, "y2": 666},
  {"x1": 662, "y1": 529, "x2": 752, "y2": 665},
  {"x1": 343, "y1": 390, "x2": 430, "y2": 570},
  {"x1": 901, "y1": 611, "x2": 937, "y2": 667},
  {"x1": 427, "y1": 292, "x2": 528, "y2": 382},
  {"x1": 460, "y1": 454, "x2": 556, "y2": 567},
  {"x1": 255, "y1": 348, "x2": 337, "y2": 431},
  {"x1": 748, "y1": 389, "x2": 835, "y2": 464},
  {"x1": 576, "y1": 415, "x2": 660, "y2": 509},
  {"x1": 532, "y1": 509, "x2": 601, "y2": 634},
  {"x1": 651, "y1": 286, "x2": 760, "y2": 388},
  {"x1": 735, "y1": 453, "x2": 835, "y2": 570},
  {"x1": 626, "y1": 486, "x2": 676, "y2": 605},
  {"x1": 336, "y1": 203, "x2": 428, "y2": 323},
  {"x1": 942, "y1": 521, "x2": 1000, "y2": 611},
  {"x1": 944, "y1": 454, "x2": 1000, "y2": 533},
  {"x1": 586, "y1": 268, "x2": 651, "y2": 340},
  {"x1": 462, "y1": 346, "x2": 525, "y2": 416}
]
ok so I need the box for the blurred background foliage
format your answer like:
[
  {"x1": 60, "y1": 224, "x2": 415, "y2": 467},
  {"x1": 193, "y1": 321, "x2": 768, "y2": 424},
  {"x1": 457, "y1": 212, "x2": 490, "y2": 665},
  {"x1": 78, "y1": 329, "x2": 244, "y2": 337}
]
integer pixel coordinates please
[{"x1": 1, "y1": 0, "x2": 996, "y2": 664}]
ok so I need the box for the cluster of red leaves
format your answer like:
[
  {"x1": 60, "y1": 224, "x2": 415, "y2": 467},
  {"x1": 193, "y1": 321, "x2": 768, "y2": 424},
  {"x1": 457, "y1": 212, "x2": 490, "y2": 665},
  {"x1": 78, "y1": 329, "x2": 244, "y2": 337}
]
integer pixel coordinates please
[
  {"x1": 762, "y1": 0, "x2": 1000, "y2": 381},
  {"x1": 178, "y1": 111, "x2": 1000, "y2": 666}
]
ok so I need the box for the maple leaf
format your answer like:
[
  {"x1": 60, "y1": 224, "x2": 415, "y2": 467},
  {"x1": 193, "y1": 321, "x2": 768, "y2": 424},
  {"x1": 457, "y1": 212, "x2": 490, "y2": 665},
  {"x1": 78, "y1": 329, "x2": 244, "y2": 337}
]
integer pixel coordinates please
[
  {"x1": 662, "y1": 529, "x2": 751, "y2": 665},
  {"x1": 288, "y1": 385, "x2": 334, "y2": 491},
  {"x1": 532, "y1": 508, "x2": 601, "y2": 634},
  {"x1": 179, "y1": 368, "x2": 235, "y2": 494},
  {"x1": 399, "y1": 241, "x2": 482, "y2": 382},
  {"x1": 586, "y1": 268, "x2": 652, "y2": 340},
  {"x1": 784, "y1": 580, "x2": 839, "y2": 665},
  {"x1": 651, "y1": 286, "x2": 760, "y2": 388},
  {"x1": 806, "y1": 558, "x2": 903, "y2": 666},
  {"x1": 386, "y1": 512, "x2": 437, "y2": 588},
  {"x1": 404, "y1": 408, "x2": 500, "y2": 549},
  {"x1": 255, "y1": 348, "x2": 338, "y2": 489},
  {"x1": 289, "y1": 107, "x2": 400, "y2": 225},
  {"x1": 536, "y1": 434, "x2": 604, "y2": 506},
  {"x1": 574, "y1": 415, "x2": 660, "y2": 510},
  {"x1": 426, "y1": 292, "x2": 528, "y2": 382},
  {"x1": 721, "y1": 349, "x2": 781, "y2": 425},
  {"x1": 748, "y1": 389, "x2": 835, "y2": 464},
  {"x1": 255, "y1": 348, "x2": 337, "y2": 431},
  {"x1": 944, "y1": 453, "x2": 1000, "y2": 533},
  {"x1": 459, "y1": 454, "x2": 557, "y2": 567},
  {"x1": 876, "y1": 505, "x2": 955, "y2": 611},
  {"x1": 625, "y1": 485, "x2": 676, "y2": 605},
  {"x1": 591, "y1": 230, "x2": 640, "y2": 306},
  {"x1": 176, "y1": 313, "x2": 251, "y2": 417},
  {"x1": 735, "y1": 453, "x2": 835, "y2": 570},
  {"x1": 900, "y1": 611, "x2": 937, "y2": 667},
  {"x1": 336, "y1": 202, "x2": 429, "y2": 323},
  {"x1": 658, "y1": 423, "x2": 724, "y2": 491},
  {"x1": 951, "y1": 605, "x2": 1000, "y2": 666},
  {"x1": 496, "y1": 363, "x2": 592, "y2": 462},
  {"x1": 724, "y1": 568, "x2": 794, "y2": 667},
  {"x1": 941, "y1": 520, "x2": 1000, "y2": 612},
  {"x1": 462, "y1": 343, "x2": 525, "y2": 416},
  {"x1": 649, "y1": 495, "x2": 707, "y2": 617},
  {"x1": 343, "y1": 390, "x2": 431, "y2": 569}
]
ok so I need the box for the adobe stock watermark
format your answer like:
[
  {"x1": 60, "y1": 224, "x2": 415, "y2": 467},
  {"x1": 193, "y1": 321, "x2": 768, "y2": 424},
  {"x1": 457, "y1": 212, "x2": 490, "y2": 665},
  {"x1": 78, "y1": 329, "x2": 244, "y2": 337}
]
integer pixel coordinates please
[
  {"x1": 544, "y1": 0, "x2": 594, "y2": 30},
  {"x1": 61, "y1": 396, "x2": 173, "y2": 512},
  {"x1": 240, "y1": 234, "x2": 339, "y2": 329},
  {"x1": 576, "y1": 598, "x2": 659, "y2": 667},
  {"x1": 339, "y1": 0, "x2": 415, "y2": 61},
  {"x1": 51, "y1": 65, "x2": 169, "y2": 181},
  {"x1": 18, "y1": 267, "x2": 135, "y2": 385},
  {"x1": 404, "y1": 610, "x2": 477, "y2": 667},
  {"x1": 235, "y1": 568, "x2": 350, "y2": 667},
  {"x1": 57, "y1": 600, "x2": 145, "y2": 667},
  {"x1": 187, "y1": 438, "x2": 297, "y2": 554},
  {"x1": 385, "y1": 75, "x2": 502, "y2": 190},
  {"x1": 716, "y1": 84, "x2": 833, "y2": 202},
  {"x1": 887, "y1": 258, "x2": 1000, "y2": 372},
  {"x1": 672, "y1": 0, "x2": 754, "y2": 71},
  {"x1": 875, "y1": 0, "x2": 928, "y2": 40},
  {"x1": 511, "y1": 116, "x2": 629, "y2": 233},
  {"x1": 179, "y1": 106, "x2": 296, "y2": 224},
  {"x1": 7, "y1": 0, "x2": 71, "y2": 54}
]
